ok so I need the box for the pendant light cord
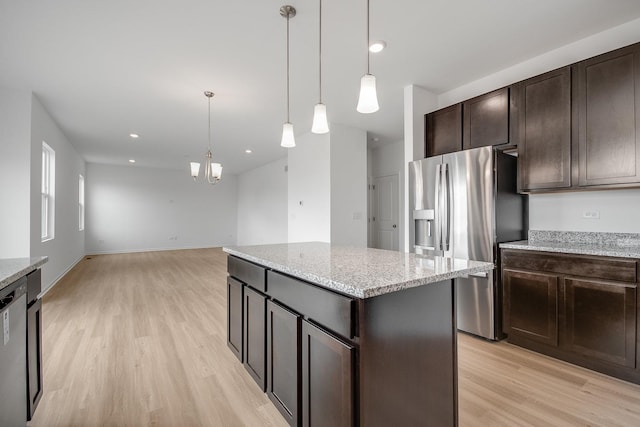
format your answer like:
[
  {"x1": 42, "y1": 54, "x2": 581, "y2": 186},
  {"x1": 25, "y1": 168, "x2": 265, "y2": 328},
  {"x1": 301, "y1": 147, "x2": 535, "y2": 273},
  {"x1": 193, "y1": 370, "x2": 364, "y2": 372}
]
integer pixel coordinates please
[
  {"x1": 286, "y1": 12, "x2": 290, "y2": 123},
  {"x1": 208, "y1": 96, "x2": 211, "y2": 151},
  {"x1": 319, "y1": 0, "x2": 322, "y2": 103},
  {"x1": 366, "y1": 0, "x2": 370, "y2": 74}
]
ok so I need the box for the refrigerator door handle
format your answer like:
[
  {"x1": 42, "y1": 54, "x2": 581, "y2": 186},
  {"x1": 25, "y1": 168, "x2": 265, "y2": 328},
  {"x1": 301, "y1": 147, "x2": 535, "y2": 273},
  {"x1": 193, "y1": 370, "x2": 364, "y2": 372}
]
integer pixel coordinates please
[
  {"x1": 442, "y1": 163, "x2": 451, "y2": 251},
  {"x1": 434, "y1": 163, "x2": 442, "y2": 251}
]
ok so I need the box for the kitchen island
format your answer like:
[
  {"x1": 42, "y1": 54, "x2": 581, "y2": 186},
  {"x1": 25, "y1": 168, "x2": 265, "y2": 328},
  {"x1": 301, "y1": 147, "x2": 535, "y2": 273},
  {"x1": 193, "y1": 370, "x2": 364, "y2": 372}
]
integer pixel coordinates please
[{"x1": 223, "y1": 243, "x2": 493, "y2": 427}]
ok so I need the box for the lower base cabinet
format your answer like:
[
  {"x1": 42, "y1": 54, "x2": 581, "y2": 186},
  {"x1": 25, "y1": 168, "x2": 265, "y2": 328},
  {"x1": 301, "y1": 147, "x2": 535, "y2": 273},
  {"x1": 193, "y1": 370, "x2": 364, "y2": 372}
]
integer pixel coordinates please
[
  {"x1": 244, "y1": 286, "x2": 267, "y2": 390},
  {"x1": 502, "y1": 249, "x2": 640, "y2": 384},
  {"x1": 227, "y1": 277, "x2": 243, "y2": 361},
  {"x1": 302, "y1": 320, "x2": 355, "y2": 427},
  {"x1": 267, "y1": 300, "x2": 300, "y2": 426}
]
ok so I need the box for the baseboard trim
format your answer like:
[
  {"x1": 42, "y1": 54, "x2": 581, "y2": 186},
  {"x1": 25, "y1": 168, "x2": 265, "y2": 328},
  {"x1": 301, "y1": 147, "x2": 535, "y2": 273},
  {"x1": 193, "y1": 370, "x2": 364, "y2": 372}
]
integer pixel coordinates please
[
  {"x1": 40, "y1": 254, "x2": 85, "y2": 297},
  {"x1": 86, "y1": 245, "x2": 225, "y2": 256}
]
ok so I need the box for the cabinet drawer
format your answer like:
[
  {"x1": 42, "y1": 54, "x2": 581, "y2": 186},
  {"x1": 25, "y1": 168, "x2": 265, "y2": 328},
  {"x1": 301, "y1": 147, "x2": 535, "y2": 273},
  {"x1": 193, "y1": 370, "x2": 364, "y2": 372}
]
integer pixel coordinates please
[
  {"x1": 267, "y1": 271, "x2": 355, "y2": 339},
  {"x1": 502, "y1": 250, "x2": 637, "y2": 283},
  {"x1": 228, "y1": 256, "x2": 266, "y2": 292}
]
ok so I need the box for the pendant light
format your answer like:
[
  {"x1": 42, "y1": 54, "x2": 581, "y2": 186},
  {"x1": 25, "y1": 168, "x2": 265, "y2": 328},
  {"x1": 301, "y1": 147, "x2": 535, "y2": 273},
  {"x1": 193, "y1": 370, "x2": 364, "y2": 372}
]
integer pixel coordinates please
[
  {"x1": 311, "y1": 0, "x2": 329, "y2": 134},
  {"x1": 356, "y1": 0, "x2": 380, "y2": 114},
  {"x1": 190, "y1": 91, "x2": 223, "y2": 184},
  {"x1": 280, "y1": 5, "x2": 296, "y2": 148}
]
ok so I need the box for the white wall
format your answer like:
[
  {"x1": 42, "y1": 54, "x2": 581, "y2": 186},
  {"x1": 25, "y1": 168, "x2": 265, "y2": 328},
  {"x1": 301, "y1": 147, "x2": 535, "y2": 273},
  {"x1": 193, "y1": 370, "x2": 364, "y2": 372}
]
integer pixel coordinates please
[
  {"x1": 403, "y1": 85, "x2": 438, "y2": 251},
  {"x1": 330, "y1": 124, "x2": 367, "y2": 247},
  {"x1": 434, "y1": 18, "x2": 640, "y2": 234},
  {"x1": 0, "y1": 87, "x2": 32, "y2": 258},
  {"x1": 237, "y1": 157, "x2": 288, "y2": 246},
  {"x1": 288, "y1": 132, "x2": 331, "y2": 243},
  {"x1": 30, "y1": 95, "x2": 86, "y2": 292},
  {"x1": 529, "y1": 190, "x2": 640, "y2": 233},
  {"x1": 86, "y1": 163, "x2": 237, "y2": 254}
]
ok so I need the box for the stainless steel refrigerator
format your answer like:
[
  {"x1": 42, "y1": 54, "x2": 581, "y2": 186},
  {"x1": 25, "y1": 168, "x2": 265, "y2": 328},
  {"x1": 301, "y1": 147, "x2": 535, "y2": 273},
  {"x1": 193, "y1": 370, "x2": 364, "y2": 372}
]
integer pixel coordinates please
[{"x1": 409, "y1": 146, "x2": 526, "y2": 340}]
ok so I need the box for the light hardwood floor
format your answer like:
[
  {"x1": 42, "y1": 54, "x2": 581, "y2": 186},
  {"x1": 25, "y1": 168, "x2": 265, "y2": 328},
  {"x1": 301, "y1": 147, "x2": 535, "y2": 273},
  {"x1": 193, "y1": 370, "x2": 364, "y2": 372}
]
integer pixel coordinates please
[{"x1": 29, "y1": 248, "x2": 640, "y2": 427}]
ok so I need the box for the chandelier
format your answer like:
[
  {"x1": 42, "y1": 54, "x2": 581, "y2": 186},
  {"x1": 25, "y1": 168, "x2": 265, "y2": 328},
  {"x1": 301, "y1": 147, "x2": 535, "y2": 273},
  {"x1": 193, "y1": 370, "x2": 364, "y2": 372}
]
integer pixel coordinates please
[{"x1": 190, "y1": 91, "x2": 223, "y2": 183}]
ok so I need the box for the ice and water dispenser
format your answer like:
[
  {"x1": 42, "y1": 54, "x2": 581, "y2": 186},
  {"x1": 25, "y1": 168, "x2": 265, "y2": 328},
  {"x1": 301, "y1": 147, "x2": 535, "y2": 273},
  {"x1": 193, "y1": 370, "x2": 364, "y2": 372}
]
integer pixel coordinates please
[{"x1": 413, "y1": 209, "x2": 435, "y2": 252}]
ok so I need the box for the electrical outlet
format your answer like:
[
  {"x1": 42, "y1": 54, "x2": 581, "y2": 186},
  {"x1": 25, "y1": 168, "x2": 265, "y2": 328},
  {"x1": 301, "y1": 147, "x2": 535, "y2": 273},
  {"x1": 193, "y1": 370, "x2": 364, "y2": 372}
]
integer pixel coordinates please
[{"x1": 582, "y1": 210, "x2": 600, "y2": 219}]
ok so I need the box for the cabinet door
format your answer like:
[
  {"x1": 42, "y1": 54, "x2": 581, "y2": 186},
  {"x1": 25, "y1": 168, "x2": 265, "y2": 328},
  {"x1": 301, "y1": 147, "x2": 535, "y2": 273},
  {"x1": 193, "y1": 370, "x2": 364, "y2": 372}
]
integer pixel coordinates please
[
  {"x1": 425, "y1": 103, "x2": 462, "y2": 157},
  {"x1": 463, "y1": 87, "x2": 510, "y2": 149},
  {"x1": 301, "y1": 321, "x2": 355, "y2": 427},
  {"x1": 576, "y1": 44, "x2": 640, "y2": 186},
  {"x1": 503, "y1": 269, "x2": 559, "y2": 346},
  {"x1": 244, "y1": 286, "x2": 266, "y2": 390},
  {"x1": 227, "y1": 277, "x2": 243, "y2": 361},
  {"x1": 564, "y1": 277, "x2": 637, "y2": 368},
  {"x1": 518, "y1": 66, "x2": 572, "y2": 191},
  {"x1": 267, "y1": 300, "x2": 301, "y2": 427},
  {"x1": 27, "y1": 298, "x2": 43, "y2": 420}
]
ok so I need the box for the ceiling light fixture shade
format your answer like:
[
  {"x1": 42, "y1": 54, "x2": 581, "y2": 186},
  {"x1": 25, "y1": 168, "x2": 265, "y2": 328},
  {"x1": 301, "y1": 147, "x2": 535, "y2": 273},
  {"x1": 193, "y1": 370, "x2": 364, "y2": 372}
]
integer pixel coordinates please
[
  {"x1": 191, "y1": 91, "x2": 223, "y2": 184},
  {"x1": 281, "y1": 122, "x2": 296, "y2": 148},
  {"x1": 357, "y1": 74, "x2": 379, "y2": 114},
  {"x1": 357, "y1": 0, "x2": 380, "y2": 114},
  {"x1": 190, "y1": 162, "x2": 200, "y2": 179},
  {"x1": 311, "y1": 0, "x2": 329, "y2": 134},
  {"x1": 280, "y1": 5, "x2": 297, "y2": 147},
  {"x1": 311, "y1": 103, "x2": 329, "y2": 134}
]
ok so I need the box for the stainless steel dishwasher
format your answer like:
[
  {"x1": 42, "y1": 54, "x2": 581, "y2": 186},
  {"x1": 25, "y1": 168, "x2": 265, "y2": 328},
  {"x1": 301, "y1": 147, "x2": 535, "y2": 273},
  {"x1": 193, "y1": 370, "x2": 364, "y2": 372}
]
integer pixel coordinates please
[{"x1": 0, "y1": 277, "x2": 27, "y2": 427}]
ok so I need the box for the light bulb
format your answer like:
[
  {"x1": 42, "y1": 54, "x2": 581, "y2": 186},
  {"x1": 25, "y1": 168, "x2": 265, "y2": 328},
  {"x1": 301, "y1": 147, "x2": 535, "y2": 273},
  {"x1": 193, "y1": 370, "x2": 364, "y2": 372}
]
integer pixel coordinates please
[
  {"x1": 311, "y1": 103, "x2": 329, "y2": 134},
  {"x1": 280, "y1": 122, "x2": 296, "y2": 148},
  {"x1": 211, "y1": 163, "x2": 223, "y2": 180},
  {"x1": 356, "y1": 74, "x2": 380, "y2": 114}
]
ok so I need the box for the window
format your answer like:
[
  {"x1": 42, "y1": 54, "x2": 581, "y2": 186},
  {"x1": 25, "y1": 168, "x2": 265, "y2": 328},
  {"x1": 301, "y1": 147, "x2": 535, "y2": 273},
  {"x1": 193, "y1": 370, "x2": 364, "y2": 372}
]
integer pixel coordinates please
[
  {"x1": 41, "y1": 142, "x2": 55, "y2": 241},
  {"x1": 79, "y1": 174, "x2": 85, "y2": 231}
]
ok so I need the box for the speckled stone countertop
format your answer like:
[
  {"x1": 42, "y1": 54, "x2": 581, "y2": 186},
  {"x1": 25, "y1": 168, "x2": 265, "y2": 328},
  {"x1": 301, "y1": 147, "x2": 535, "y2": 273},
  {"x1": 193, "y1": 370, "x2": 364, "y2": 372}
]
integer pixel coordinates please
[
  {"x1": 223, "y1": 242, "x2": 494, "y2": 299},
  {"x1": 0, "y1": 257, "x2": 48, "y2": 292},
  {"x1": 499, "y1": 231, "x2": 640, "y2": 258}
]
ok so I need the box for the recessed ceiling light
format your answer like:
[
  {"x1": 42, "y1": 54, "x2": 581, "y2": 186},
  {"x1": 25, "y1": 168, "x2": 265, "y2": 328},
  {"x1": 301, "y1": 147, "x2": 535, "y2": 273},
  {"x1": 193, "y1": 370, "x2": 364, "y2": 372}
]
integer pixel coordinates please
[
  {"x1": 369, "y1": 41, "x2": 387, "y2": 53},
  {"x1": 245, "y1": 149, "x2": 252, "y2": 154},
  {"x1": 128, "y1": 159, "x2": 136, "y2": 163},
  {"x1": 129, "y1": 133, "x2": 140, "y2": 139}
]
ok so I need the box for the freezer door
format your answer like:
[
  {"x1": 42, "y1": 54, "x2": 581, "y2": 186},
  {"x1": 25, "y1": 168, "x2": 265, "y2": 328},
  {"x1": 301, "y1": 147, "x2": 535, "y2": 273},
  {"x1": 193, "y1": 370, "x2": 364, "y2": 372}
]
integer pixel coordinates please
[
  {"x1": 457, "y1": 271, "x2": 495, "y2": 339},
  {"x1": 409, "y1": 156, "x2": 443, "y2": 256}
]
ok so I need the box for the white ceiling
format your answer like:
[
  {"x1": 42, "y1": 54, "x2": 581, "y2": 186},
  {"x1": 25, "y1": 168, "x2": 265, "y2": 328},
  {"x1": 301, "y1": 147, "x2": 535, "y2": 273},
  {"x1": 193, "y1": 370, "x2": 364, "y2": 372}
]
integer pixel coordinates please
[{"x1": 2, "y1": 0, "x2": 640, "y2": 174}]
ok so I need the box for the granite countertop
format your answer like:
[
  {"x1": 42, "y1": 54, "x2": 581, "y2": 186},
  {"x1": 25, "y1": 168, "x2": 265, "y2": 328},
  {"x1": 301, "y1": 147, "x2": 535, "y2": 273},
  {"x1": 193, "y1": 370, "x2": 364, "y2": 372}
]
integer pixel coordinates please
[
  {"x1": 0, "y1": 257, "x2": 48, "y2": 292},
  {"x1": 223, "y1": 242, "x2": 494, "y2": 298},
  {"x1": 499, "y1": 231, "x2": 640, "y2": 258}
]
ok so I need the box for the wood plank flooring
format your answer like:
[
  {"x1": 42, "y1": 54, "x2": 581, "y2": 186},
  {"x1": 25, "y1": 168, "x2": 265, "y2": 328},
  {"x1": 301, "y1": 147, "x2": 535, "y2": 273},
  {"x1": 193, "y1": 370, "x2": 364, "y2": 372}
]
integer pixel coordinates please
[{"x1": 28, "y1": 248, "x2": 640, "y2": 427}]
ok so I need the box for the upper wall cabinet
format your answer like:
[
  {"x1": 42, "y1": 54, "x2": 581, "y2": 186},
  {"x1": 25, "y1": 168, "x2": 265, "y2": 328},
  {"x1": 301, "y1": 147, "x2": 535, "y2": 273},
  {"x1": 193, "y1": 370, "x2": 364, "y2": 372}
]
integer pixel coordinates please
[
  {"x1": 425, "y1": 103, "x2": 462, "y2": 157},
  {"x1": 463, "y1": 87, "x2": 512, "y2": 150},
  {"x1": 518, "y1": 66, "x2": 572, "y2": 192},
  {"x1": 575, "y1": 43, "x2": 640, "y2": 187}
]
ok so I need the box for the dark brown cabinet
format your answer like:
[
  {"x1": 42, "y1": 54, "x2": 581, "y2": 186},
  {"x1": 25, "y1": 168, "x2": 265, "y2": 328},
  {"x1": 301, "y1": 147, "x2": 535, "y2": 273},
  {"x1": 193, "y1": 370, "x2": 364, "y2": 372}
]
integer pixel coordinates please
[
  {"x1": 518, "y1": 66, "x2": 572, "y2": 191},
  {"x1": 575, "y1": 43, "x2": 640, "y2": 187},
  {"x1": 463, "y1": 87, "x2": 512, "y2": 150},
  {"x1": 301, "y1": 320, "x2": 355, "y2": 427},
  {"x1": 425, "y1": 103, "x2": 462, "y2": 157},
  {"x1": 564, "y1": 277, "x2": 637, "y2": 368},
  {"x1": 26, "y1": 269, "x2": 42, "y2": 420},
  {"x1": 502, "y1": 249, "x2": 640, "y2": 384},
  {"x1": 503, "y1": 269, "x2": 559, "y2": 347},
  {"x1": 244, "y1": 286, "x2": 267, "y2": 390},
  {"x1": 227, "y1": 277, "x2": 243, "y2": 361},
  {"x1": 266, "y1": 300, "x2": 301, "y2": 427}
]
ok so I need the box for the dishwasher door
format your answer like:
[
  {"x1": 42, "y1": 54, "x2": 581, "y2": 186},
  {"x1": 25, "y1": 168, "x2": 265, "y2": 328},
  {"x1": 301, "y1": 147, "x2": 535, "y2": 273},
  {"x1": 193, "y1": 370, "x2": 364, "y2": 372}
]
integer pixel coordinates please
[{"x1": 0, "y1": 280, "x2": 27, "y2": 427}]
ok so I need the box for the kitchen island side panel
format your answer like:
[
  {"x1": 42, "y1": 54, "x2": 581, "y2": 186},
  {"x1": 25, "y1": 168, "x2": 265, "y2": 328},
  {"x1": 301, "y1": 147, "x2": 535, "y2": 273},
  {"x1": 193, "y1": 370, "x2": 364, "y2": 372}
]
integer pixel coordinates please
[{"x1": 358, "y1": 279, "x2": 457, "y2": 427}]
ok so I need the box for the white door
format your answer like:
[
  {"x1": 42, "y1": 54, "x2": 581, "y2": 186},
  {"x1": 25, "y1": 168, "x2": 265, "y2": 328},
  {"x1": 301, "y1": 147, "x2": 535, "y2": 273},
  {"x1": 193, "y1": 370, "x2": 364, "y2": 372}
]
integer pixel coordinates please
[{"x1": 372, "y1": 174, "x2": 399, "y2": 251}]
